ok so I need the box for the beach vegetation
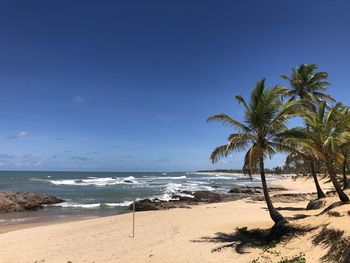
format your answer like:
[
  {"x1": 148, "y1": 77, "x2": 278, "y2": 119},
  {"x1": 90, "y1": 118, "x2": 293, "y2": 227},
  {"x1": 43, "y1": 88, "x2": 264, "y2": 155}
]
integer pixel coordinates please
[
  {"x1": 208, "y1": 79, "x2": 300, "y2": 223},
  {"x1": 208, "y1": 63, "x2": 350, "y2": 223},
  {"x1": 291, "y1": 102, "x2": 350, "y2": 202}
]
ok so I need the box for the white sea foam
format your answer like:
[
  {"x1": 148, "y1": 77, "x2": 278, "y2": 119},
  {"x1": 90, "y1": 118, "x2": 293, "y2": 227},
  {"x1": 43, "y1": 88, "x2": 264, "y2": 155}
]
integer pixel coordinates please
[
  {"x1": 155, "y1": 183, "x2": 194, "y2": 201},
  {"x1": 153, "y1": 181, "x2": 218, "y2": 201},
  {"x1": 0, "y1": 217, "x2": 38, "y2": 224},
  {"x1": 153, "y1": 175, "x2": 186, "y2": 180},
  {"x1": 53, "y1": 200, "x2": 133, "y2": 208},
  {"x1": 48, "y1": 176, "x2": 138, "y2": 186}
]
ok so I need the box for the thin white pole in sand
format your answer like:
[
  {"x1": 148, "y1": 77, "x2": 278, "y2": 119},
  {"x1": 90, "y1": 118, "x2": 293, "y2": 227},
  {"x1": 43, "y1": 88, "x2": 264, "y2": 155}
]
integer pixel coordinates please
[{"x1": 132, "y1": 193, "x2": 135, "y2": 238}]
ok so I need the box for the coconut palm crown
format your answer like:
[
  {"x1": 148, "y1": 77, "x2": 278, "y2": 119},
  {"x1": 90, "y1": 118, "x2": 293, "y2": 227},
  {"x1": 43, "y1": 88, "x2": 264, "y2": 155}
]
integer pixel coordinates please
[
  {"x1": 207, "y1": 79, "x2": 300, "y2": 224},
  {"x1": 293, "y1": 102, "x2": 350, "y2": 202},
  {"x1": 281, "y1": 64, "x2": 334, "y2": 104}
]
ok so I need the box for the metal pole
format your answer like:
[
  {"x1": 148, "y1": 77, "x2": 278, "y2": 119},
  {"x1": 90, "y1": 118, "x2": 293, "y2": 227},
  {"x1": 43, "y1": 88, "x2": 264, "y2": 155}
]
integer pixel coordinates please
[{"x1": 132, "y1": 193, "x2": 135, "y2": 238}]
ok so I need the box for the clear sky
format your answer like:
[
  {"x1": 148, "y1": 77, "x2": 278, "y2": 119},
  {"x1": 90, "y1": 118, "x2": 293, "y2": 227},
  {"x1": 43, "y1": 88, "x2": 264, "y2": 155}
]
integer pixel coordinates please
[{"x1": 0, "y1": 0, "x2": 349, "y2": 171}]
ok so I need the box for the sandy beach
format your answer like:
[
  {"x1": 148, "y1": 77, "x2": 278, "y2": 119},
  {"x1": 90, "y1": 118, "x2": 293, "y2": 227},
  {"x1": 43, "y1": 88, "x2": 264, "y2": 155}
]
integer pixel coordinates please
[{"x1": 1, "y1": 176, "x2": 348, "y2": 263}]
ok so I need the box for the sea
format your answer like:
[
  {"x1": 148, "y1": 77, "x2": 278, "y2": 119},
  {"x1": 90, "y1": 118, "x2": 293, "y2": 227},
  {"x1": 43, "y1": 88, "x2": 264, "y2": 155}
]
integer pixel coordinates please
[{"x1": 0, "y1": 171, "x2": 279, "y2": 226}]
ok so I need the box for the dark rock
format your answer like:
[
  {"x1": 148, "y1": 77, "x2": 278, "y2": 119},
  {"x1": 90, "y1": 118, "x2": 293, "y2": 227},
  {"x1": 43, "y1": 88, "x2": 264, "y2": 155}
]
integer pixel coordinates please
[
  {"x1": 130, "y1": 190, "x2": 250, "y2": 211},
  {"x1": 132, "y1": 199, "x2": 177, "y2": 211},
  {"x1": 229, "y1": 187, "x2": 262, "y2": 194},
  {"x1": 180, "y1": 191, "x2": 223, "y2": 203},
  {"x1": 123, "y1": 180, "x2": 133, "y2": 183},
  {"x1": 228, "y1": 186, "x2": 283, "y2": 195},
  {"x1": 229, "y1": 188, "x2": 242, "y2": 193},
  {"x1": 241, "y1": 189, "x2": 257, "y2": 194},
  {"x1": 306, "y1": 199, "x2": 327, "y2": 210},
  {"x1": 0, "y1": 192, "x2": 64, "y2": 213}
]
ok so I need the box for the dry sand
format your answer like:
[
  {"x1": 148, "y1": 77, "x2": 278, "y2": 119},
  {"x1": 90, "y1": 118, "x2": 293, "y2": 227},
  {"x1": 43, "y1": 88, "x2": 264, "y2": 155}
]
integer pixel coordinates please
[{"x1": 0, "y1": 176, "x2": 349, "y2": 263}]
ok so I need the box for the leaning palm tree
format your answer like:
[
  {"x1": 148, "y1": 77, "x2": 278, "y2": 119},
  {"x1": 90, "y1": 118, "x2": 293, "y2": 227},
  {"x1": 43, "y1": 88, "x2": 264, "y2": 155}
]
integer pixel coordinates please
[
  {"x1": 284, "y1": 149, "x2": 326, "y2": 199},
  {"x1": 281, "y1": 64, "x2": 334, "y2": 104},
  {"x1": 337, "y1": 107, "x2": 350, "y2": 189},
  {"x1": 294, "y1": 102, "x2": 350, "y2": 202},
  {"x1": 340, "y1": 144, "x2": 350, "y2": 189},
  {"x1": 281, "y1": 63, "x2": 333, "y2": 196},
  {"x1": 207, "y1": 79, "x2": 299, "y2": 224}
]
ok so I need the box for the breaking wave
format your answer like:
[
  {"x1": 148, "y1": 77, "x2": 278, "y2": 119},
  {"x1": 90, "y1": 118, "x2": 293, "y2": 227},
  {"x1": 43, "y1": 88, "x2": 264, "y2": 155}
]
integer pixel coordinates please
[
  {"x1": 53, "y1": 200, "x2": 133, "y2": 208},
  {"x1": 47, "y1": 176, "x2": 138, "y2": 186}
]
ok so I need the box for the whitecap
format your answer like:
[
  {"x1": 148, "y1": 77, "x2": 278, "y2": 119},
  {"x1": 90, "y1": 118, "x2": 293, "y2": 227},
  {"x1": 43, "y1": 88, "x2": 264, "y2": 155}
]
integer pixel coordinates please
[
  {"x1": 52, "y1": 200, "x2": 133, "y2": 208},
  {"x1": 152, "y1": 175, "x2": 187, "y2": 180},
  {"x1": 48, "y1": 176, "x2": 139, "y2": 186}
]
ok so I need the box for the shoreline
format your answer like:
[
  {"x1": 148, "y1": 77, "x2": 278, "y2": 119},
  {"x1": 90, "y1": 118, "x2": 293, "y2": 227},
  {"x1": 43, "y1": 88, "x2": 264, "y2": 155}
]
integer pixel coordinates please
[
  {"x1": 192, "y1": 171, "x2": 294, "y2": 178},
  {"x1": 1, "y1": 176, "x2": 348, "y2": 262},
  {"x1": 0, "y1": 177, "x2": 289, "y2": 234}
]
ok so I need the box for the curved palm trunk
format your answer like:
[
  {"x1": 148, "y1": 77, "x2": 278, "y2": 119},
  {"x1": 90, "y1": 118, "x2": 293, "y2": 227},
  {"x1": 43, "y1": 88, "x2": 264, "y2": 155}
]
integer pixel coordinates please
[
  {"x1": 310, "y1": 160, "x2": 326, "y2": 199},
  {"x1": 342, "y1": 154, "x2": 349, "y2": 189},
  {"x1": 325, "y1": 159, "x2": 349, "y2": 202},
  {"x1": 259, "y1": 156, "x2": 285, "y2": 224}
]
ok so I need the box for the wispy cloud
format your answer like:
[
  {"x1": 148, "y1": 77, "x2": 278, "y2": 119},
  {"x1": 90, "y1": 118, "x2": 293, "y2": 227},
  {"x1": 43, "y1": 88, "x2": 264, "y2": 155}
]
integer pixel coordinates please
[
  {"x1": 7, "y1": 131, "x2": 29, "y2": 139},
  {"x1": 0, "y1": 154, "x2": 15, "y2": 159},
  {"x1": 71, "y1": 156, "x2": 91, "y2": 161},
  {"x1": 22, "y1": 154, "x2": 38, "y2": 160},
  {"x1": 154, "y1": 158, "x2": 170, "y2": 162},
  {"x1": 73, "y1": 96, "x2": 87, "y2": 104}
]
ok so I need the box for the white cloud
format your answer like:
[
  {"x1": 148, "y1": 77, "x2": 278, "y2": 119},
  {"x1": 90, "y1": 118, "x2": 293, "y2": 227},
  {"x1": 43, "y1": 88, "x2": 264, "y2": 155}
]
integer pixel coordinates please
[
  {"x1": 73, "y1": 96, "x2": 87, "y2": 103},
  {"x1": 7, "y1": 131, "x2": 29, "y2": 139}
]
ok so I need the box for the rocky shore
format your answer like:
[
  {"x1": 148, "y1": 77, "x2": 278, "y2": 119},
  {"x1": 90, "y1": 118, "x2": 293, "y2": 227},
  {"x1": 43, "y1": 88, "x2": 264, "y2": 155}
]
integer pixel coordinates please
[
  {"x1": 0, "y1": 192, "x2": 64, "y2": 213},
  {"x1": 130, "y1": 190, "x2": 250, "y2": 211},
  {"x1": 129, "y1": 185, "x2": 310, "y2": 212}
]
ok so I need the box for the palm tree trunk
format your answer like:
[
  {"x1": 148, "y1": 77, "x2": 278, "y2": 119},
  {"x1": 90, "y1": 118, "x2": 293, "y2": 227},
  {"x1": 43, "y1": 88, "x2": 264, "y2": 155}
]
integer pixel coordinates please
[
  {"x1": 325, "y1": 158, "x2": 349, "y2": 202},
  {"x1": 259, "y1": 156, "x2": 285, "y2": 224},
  {"x1": 343, "y1": 153, "x2": 349, "y2": 189},
  {"x1": 310, "y1": 160, "x2": 326, "y2": 199}
]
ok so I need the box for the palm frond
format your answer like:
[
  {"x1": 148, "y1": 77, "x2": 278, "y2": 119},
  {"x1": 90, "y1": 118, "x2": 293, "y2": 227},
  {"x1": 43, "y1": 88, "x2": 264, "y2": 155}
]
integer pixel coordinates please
[{"x1": 207, "y1": 113, "x2": 251, "y2": 132}]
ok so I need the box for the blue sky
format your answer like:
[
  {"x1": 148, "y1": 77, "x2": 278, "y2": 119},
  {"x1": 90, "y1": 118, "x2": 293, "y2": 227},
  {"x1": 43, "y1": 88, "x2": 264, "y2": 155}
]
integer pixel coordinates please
[{"x1": 0, "y1": 0, "x2": 350, "y2": 171}]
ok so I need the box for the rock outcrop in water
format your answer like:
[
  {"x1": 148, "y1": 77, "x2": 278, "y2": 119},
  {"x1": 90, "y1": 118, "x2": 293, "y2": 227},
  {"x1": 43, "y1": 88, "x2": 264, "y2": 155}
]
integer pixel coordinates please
[
  {"x1": 130, "y1": 190, "x2": 251, "y2": 211},
  {"x1": 130, "y1": 186, "x2": 295, "y2": 211},
  {"x1": 0, "y1": 192, "x2": 64, "y2": 213}
]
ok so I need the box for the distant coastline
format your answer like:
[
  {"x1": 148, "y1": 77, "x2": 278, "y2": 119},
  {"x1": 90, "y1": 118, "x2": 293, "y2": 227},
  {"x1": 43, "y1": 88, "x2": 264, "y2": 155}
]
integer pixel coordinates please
[{"x1": 196, "y1": 169, "x2": 294, "y2": 175}]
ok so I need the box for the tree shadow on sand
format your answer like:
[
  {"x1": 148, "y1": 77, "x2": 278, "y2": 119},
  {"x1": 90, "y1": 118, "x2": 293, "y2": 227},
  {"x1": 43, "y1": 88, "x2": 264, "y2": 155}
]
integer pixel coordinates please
[
  {"x1": 262, "y1": 206, "x2": 311, "y2": 220},
  {"x1": 312, "y1": 226, "x2": 350, "y2": 263},
  {"x1": 275, "y1": 206, "x2": 305, "y2": 211},
  {"x1": 191, "y1": 223, "x2": 317, "y2": 254}
]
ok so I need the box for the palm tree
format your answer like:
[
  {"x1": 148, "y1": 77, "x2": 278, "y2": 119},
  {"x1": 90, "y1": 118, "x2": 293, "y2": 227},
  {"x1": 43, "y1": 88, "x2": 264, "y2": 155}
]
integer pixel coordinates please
[
  {"x1": 294, "y1": 102, "x2": 350, "y2": 202},
  {"x1": 207, "y1": 79, "x2": 299, "y2": 224},
  {"x1": 284, "y1": 149, "x2": 326, "y2": 199},
  {"x1": 281, "y1": 64, "x2": 334, "y2": 104},
  {"x1": 281, "y1": 63, "x2": 334, "y2": 196},
  {"x1": 340, "y1": 145, "x2": 350, "y2": 189}
]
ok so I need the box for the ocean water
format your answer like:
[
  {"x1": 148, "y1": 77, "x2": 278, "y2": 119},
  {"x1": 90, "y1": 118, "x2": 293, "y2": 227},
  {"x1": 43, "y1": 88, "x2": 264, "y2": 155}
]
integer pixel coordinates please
[{"x1": 0, "y1": 171, "x2": 277, "y2": 225}]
